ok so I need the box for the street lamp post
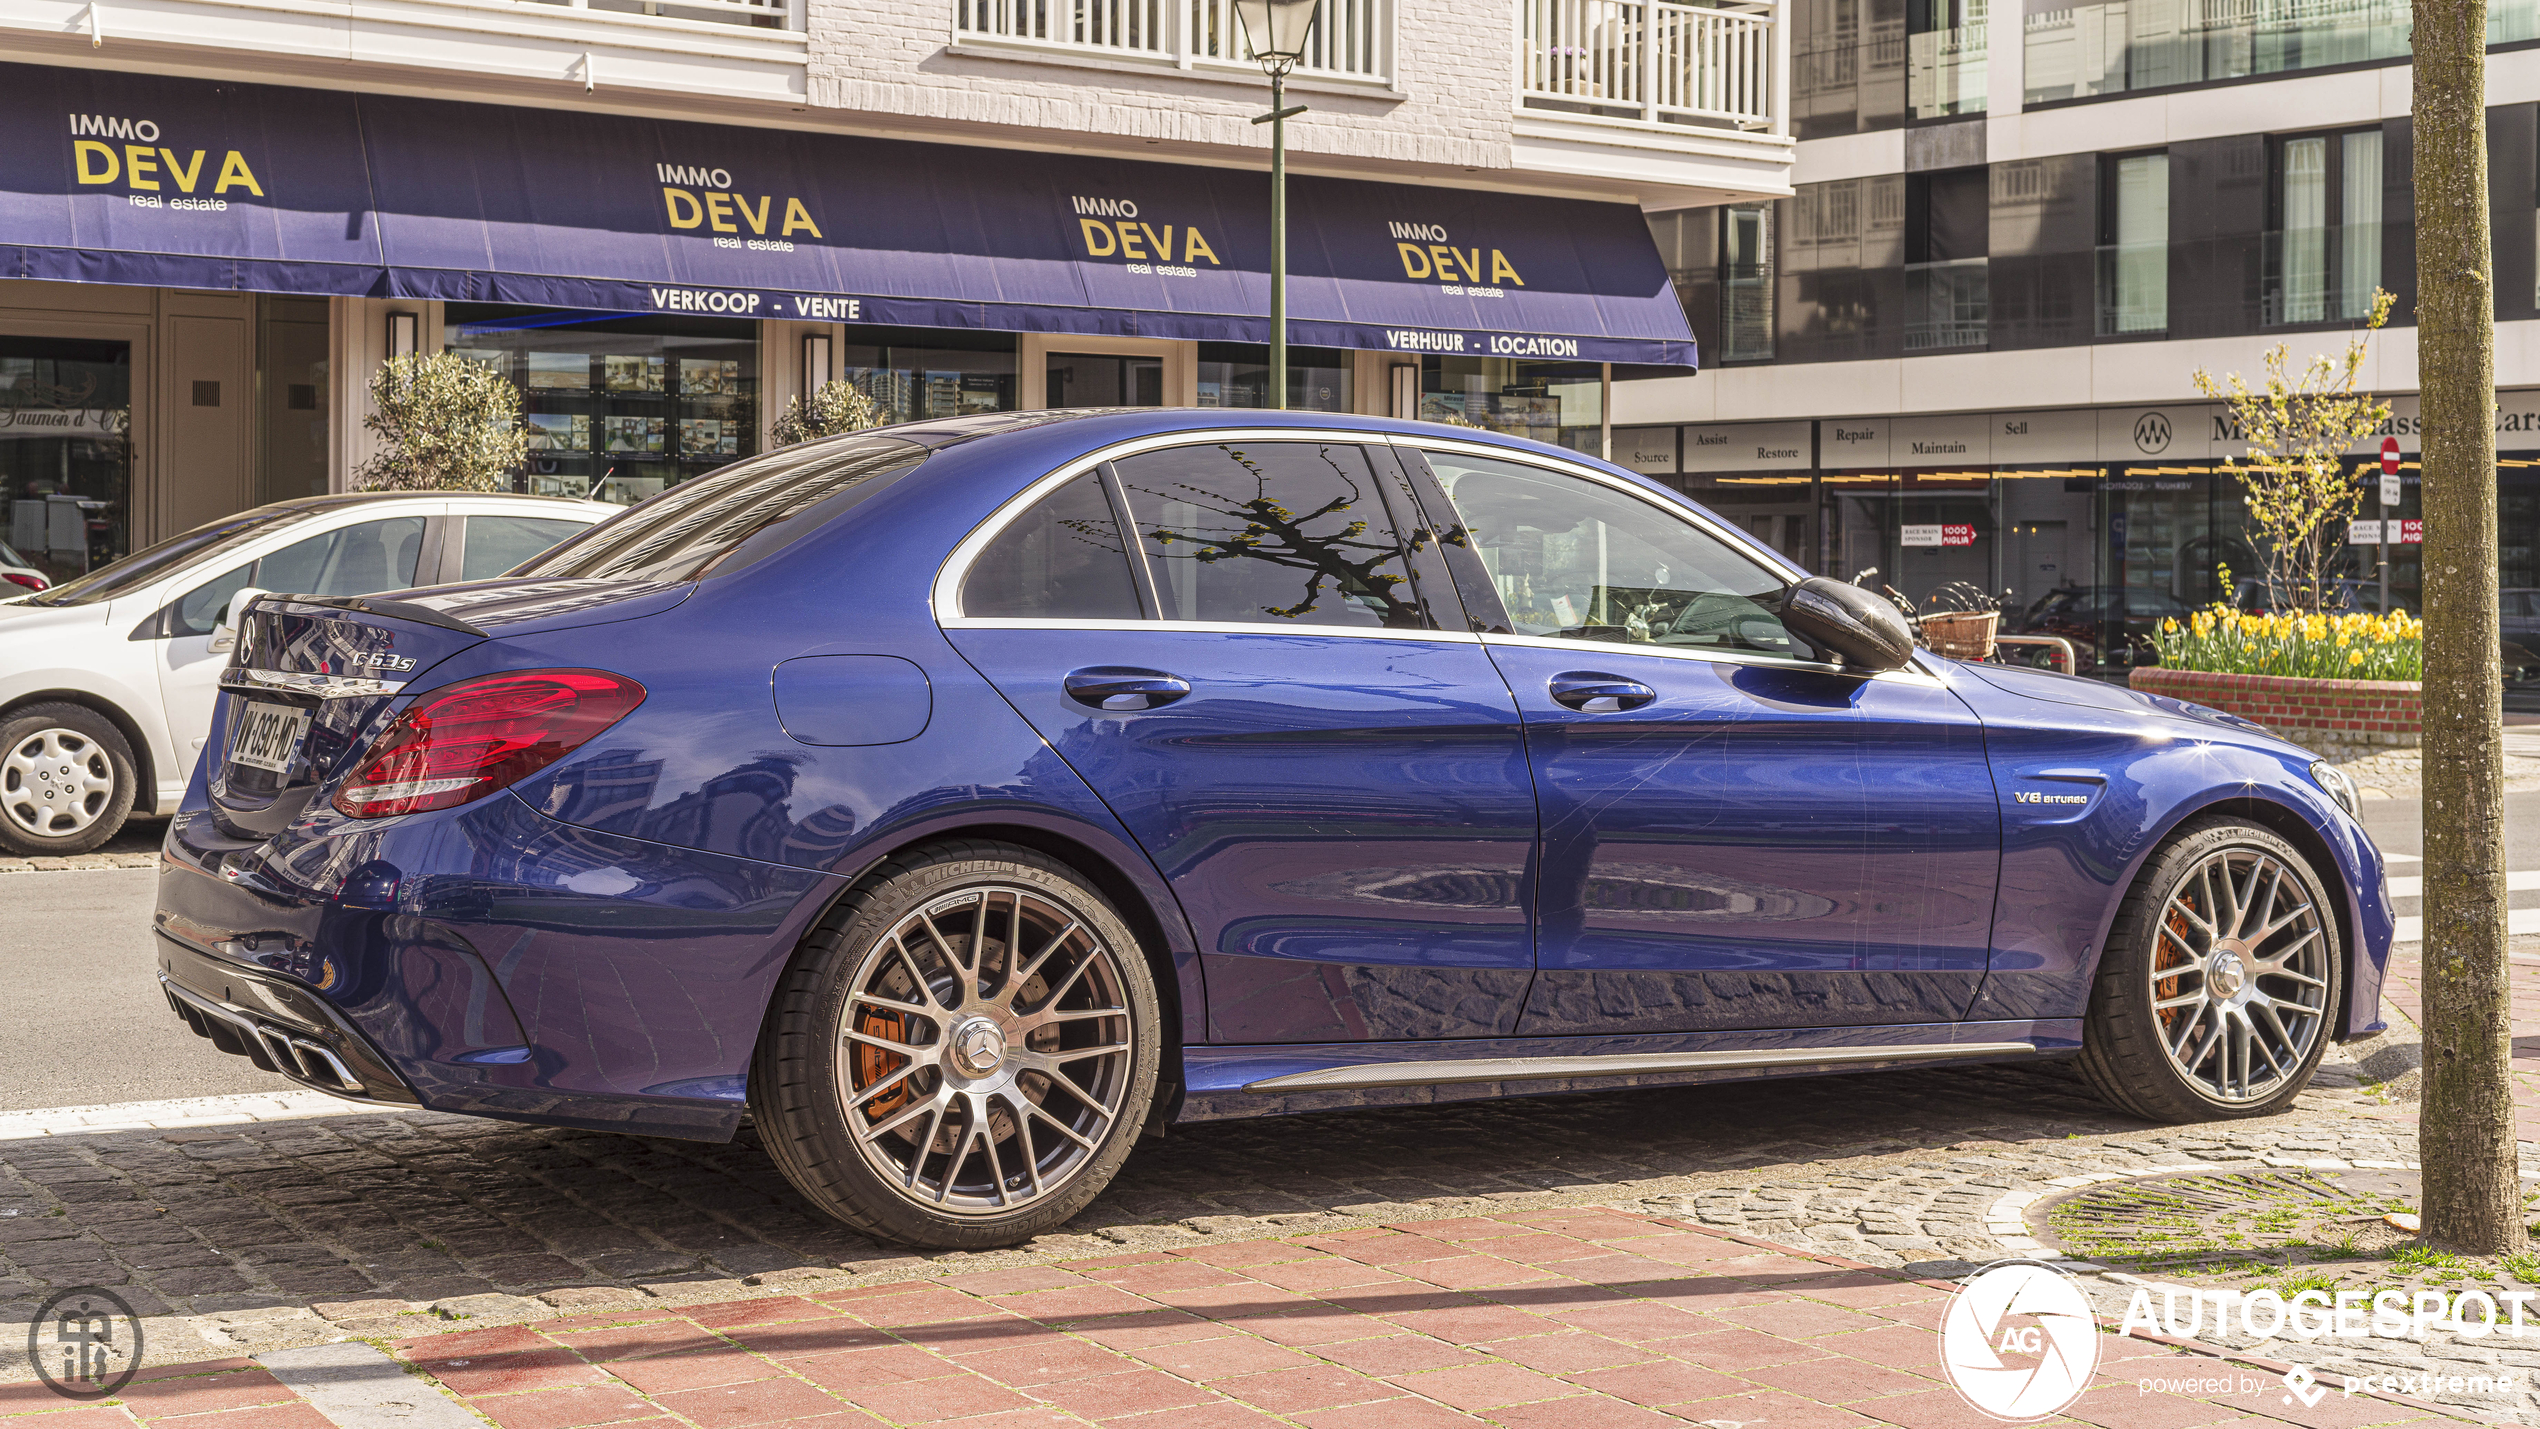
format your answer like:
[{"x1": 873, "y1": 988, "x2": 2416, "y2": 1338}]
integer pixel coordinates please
[{"x1": 1233, "y1": 0, "x2": 1321, "y2": 412}]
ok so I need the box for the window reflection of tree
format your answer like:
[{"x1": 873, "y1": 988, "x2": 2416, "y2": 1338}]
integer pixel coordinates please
[{"x1": 1121, "y1": 444, "x2": 1425, "y2": 628}]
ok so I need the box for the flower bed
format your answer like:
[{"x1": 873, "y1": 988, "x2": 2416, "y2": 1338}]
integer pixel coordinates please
[{"x1": 2129, "y1": 665, "x2": 2421, "y2": 756}]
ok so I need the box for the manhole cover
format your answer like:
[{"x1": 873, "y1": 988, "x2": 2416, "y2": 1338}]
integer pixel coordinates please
[{"x1": 2037, "y1": 1168, "x2": 2420, "y2": 1268}]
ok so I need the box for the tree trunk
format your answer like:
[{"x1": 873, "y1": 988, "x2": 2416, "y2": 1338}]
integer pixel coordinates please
[{"x1": 2416, "y1": 0, "x2": 2523, "y2": 1254}]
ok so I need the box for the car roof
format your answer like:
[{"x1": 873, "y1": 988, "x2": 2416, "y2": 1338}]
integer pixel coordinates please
[{"x1": 243, "y1": 491, "x2": 611, "y2": 515}]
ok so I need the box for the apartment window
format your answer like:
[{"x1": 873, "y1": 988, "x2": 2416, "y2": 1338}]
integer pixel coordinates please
[
  {"x1": 1722, "y1": 205, "x2": 1776, "y2": 362},
  {"x1": 1905, "y1": 168, "x2": 1988, "y2": 350},
  {"x1": 2097, "y1": 152, "x2": 2169, "y2": 335},
  {"x1": 2022, "y1": 0, "x2": 2411, "y2": 105},
  {"x1": 1908, "y1": 0, "x2": 1987, "y2": 118},
  {"x1": 2267, "y1": 128, "x2": 2383, "y2": 324}
]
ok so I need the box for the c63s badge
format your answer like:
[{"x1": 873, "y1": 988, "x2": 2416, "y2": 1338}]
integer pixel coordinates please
[{"x1": 347, "y1": 651, "x2": 417, "y2": 673}]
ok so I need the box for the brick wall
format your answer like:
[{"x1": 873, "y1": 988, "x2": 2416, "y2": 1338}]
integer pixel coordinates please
[{"x1": 2129, "y1": 667, "x2": 2421, "y2": 757}]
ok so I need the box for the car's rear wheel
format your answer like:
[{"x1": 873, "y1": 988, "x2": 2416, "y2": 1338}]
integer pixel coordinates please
[
  {"x1": 0, "y1": 703, "x2": 137, "y2": 858},
  {"x1": 751, "y1": 841, "x2": 1159, "y2": 1249},
  {"x1": 2077, "y1": 818, "x2": 2341, "y2": 1121}
]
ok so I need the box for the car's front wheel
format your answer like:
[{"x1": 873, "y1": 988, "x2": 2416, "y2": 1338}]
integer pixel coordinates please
[
  {"x1": 2077, "y1": 818, "x2": 2342, "y2": 1121},
  {"x1": 751, "y1": 841, "x2": 1160, "y2": 1249},
  {"x1": 0, "y1": 703, "x2": 137, "y2": 858}
]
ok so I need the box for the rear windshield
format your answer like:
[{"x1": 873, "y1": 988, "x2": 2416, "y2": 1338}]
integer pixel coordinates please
[
  {"x1": 515, "y1": 436, "x2": 927, "y2": 585},
  {"x1": 23, "y1": 507, "x2": 318, "y2": 606}
]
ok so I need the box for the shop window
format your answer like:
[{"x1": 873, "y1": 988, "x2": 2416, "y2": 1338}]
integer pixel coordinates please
[
  {"x1": 0, "y1": 336, "x2": 130, "y2": 584},
  {"x1": 1416, "y1": 357, "x2": 1605, "y2": 454},
  {"x1": 444, "y1": 305, "x2": 759, "y2": 508},
  {"x1": 2266, "y1": 128, "x2": 2383, "y2": 324},
  {"x1": 1048, "y1": 353, "x2": 1164, "y2": 408},
  {"x1": 1721, "y1": 205, "x2": 1776, "y2": 362},
  {"x1": 2097, "y1": 151, "x2": 2169, "y2": 334},
  {"x1": 1193, "y1": 344, "x2": 1353, "y2": 411},
  {"x1": 842, "y1": 336, "x2": 1017, "y2": 422},
  {"x1": 1905, "y1": 169, "x2": 1989, "y2": 350}
]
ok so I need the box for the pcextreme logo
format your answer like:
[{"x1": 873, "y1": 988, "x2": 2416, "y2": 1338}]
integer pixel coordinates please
[
  {"x1": 68, "y1": 114, "x2": 262, "y2": 211},
  {"x1": 1069, "y1": 196, "x2": 1222, "y2": 275},
  {"x1": 1388, "y1": 221, "x2": 1525, "y2": 289},
  {"x1": 657, "y1": 163, "x2": 822, "y2": 249}
]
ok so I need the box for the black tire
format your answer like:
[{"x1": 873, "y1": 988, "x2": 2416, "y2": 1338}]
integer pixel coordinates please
[
  {"x1": 0, "y1": 703, "x2": 137, "y2": 858},
  {"x1": 751, "y1": 840, "x2": 1161, "y2": 1249},
  {"x1": 2077, "y1": 817, "x2": 2343, "y2": 1122}
]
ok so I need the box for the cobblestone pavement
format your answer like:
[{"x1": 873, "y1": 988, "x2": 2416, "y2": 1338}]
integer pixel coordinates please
[{"x1": 0, "y1": 1207, "x2": 2494, "y2": 1429}]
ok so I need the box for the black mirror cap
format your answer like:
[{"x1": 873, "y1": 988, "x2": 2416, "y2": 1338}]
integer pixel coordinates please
[{"x1": 1784, "y1": 577, "x2": 1916, "y2": 671}]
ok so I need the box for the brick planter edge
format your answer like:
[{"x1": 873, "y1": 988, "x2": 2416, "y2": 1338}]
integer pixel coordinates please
[{"x1": 2128, "y1": 665, "x2": 2419, "y2": 757}]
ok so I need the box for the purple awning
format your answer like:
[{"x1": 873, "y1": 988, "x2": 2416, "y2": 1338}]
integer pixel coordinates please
[{"x1": 0, "y1": 63, "x2": 1696, "y2": 368}]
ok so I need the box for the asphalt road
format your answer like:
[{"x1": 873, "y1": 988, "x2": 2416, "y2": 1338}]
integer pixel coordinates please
[{"x1": 0, "y1": 791, "x2": 2516, "y2": 1114}]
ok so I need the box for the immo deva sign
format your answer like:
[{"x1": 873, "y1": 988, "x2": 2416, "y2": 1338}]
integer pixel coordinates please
[{"x1": 0, "y1": 64, "x2": 1695, "y2": 366}]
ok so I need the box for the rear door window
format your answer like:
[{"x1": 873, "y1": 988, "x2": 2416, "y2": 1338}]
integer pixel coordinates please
[
  {"x1": 256, "y1": 517, "x2": 428, "y2": 600},
  {"x1": 962, "y1": 472, "x2": 1143, "y2": 620},
  {"x1": 1111, "y1": 441, "x2": 1428, "y2": 630},
  {"x1": 459, "y1": 516, "x2": 590, "y2": 582}
]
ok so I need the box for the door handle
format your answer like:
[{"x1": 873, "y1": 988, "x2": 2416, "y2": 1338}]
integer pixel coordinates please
[
  {"x1": 1548, "y1": 672, "x2": 1656, "y2": 713},
  {"x1": 1064, "y1": 667, "x2": 1192, "y2": 712}
]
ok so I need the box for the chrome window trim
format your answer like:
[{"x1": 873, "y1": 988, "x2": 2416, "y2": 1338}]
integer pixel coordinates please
[
  {"x1": 934, "y1": 427, "x2": 1872, "y2": 668},
  {"x1": 218, "y1": 667, "x2": 408, "y2": 700},
  {"x1": 934, "y1": 426, "x2": 1471, "y2": 632},
  {"x1": 1480, "y1": 631, "x2": 1946, "y2": 686},
  {"x1": 945, "y1": 616, "x2": 1482, "y2": 643}
]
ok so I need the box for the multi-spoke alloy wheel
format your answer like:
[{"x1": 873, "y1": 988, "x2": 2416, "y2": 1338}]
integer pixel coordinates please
[
  {"x1": 841, "y1": 886, "x2": 1134, "y2": 1215},
  {"x1": 0, "y1": 704, "x2": 135, "y2": 857},
  {"x1": 752, "y1": 843, "x2": 1160, "y2": 1248},
  {"x1": 2146, "y1": 847, "x2": 2330, "y2": 1103},
  {"x1": 2079, "y1": 819, "x2": 2342, "y2": 1122}
]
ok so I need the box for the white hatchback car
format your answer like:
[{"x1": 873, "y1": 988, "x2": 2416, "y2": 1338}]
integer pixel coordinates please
[{"x1": 0, "y1": 491, "x2": 615, "y2": 856}]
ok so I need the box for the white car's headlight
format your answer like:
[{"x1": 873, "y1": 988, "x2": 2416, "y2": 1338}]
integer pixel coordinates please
[{"x1": 2309, "y1": 760, "x2": 2360, "y2": 817}]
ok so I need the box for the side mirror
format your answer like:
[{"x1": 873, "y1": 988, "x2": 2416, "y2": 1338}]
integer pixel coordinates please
[
  {"x1": 208, "y1": 586, "x2": 270, "y2": 655},
  {"x1": 1782, "y1": 576, "x2": 1916, "y2": 672}
]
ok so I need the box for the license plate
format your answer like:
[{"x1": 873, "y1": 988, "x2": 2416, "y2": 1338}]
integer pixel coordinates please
[{"x1": 228, "y1": 701, "x2": 311, "y2": 775}]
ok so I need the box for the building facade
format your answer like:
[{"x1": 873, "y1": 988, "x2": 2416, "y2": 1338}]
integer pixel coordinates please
[
  {"x1": 1621, "y1": 0, "x2": 2540, "y2": 699},
  {"x1": 0, "y1": 0, "x2": 1796, "y2": 580}
]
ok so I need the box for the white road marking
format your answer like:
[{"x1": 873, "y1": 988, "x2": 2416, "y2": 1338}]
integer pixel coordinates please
[
  {"x1": 2382, "y1": 852, "x2": 2421, "y2": 864},
  {"x1": 2394, "y1": 908, "x2": 2540, "y2": 943},
  {"x1": 257, "y1": 1342, "x2": 482, "y2": 1429},
  {"x1": 0, "y1": 1089, "x2": 372, "y2": 1140},
  {"x1": 2385, "y1": 871, "x2": 2540, "y2": 898}
]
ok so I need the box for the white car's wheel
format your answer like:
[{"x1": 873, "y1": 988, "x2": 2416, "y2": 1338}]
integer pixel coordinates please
[{"x1": 0, "y1": 704, "x2": 137, "y2": 858}]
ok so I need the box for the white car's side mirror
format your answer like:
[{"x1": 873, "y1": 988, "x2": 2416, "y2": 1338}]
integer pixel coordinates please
[{"x1": 209, "y1": 586, "x2": 270, "y2": 655}]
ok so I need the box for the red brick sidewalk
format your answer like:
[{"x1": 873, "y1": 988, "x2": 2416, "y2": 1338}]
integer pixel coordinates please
[{"x1": 0, "y1": 1208, "x2": 2483, "y2": 1429}]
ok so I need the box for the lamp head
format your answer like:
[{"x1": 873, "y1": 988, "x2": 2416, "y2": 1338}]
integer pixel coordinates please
[{"x1": 1233, "y1": 0, "x2": 1322, "y2": 70}]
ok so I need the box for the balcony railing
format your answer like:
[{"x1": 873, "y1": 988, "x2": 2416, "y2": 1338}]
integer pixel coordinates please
[
  {"x1": 1904, "y1": 257, "x2": 1988, "y2": 350},
  {"x1": 1720, "y1": 263, "x2": 1775, "y2": 360},
  {"x1": 954, "y1": 0, "x2": 1390, "y2": 79},
  {"x1": 1518, "y1": 0, "x2": 1779, "y2": 130},
  {"x1": 2261, "y1": 225, "x2": 2382, "y2": 326}
]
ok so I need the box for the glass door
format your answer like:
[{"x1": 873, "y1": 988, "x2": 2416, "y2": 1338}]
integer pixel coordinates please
[{"x1": 0, "y1": 336, "x2": 133, "y2": 586}]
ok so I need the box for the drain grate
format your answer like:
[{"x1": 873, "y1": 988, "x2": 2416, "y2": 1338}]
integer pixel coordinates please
[{"x1": 2039, "y1": 1168, "x2": 2417, "y2": 1267}]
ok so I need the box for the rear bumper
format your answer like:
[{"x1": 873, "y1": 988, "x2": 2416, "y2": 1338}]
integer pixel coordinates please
[{"x1": 155, "y1": 928, "x2": 419, "y2": 1105}]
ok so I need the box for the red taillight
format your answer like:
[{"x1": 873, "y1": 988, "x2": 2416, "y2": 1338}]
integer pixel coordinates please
[
  {"x1": 3, "y1": 572, "x2": 46, "y2": 592},
  {"x1": 333, "y1": 668, "x2": 645, "y2": 819}
]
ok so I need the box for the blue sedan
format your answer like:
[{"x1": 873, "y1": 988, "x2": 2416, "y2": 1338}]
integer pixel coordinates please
[{"x1": 153, "y1": 410, "x2": 2393, "y2": 1248}]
